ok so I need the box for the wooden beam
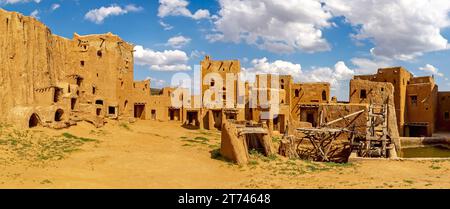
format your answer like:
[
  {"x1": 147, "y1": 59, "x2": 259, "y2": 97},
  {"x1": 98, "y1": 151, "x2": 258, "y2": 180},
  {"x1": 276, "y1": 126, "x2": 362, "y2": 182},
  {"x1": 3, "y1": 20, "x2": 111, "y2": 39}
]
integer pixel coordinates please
[{"x1": 324, "y1": 109, "x2": 365, "y2": 126}]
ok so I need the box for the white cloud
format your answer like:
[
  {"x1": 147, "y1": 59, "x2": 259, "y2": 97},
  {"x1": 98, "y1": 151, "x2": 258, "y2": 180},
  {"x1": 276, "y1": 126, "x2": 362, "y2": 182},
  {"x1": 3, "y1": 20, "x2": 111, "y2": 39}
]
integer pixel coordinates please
[
  {"x1": 166, "y1": 35, "x2": 191, "y2": 49},
  {"x1": 145, "y1": 76, "x2": 167, "y2": 88},
  {"x1": 208, "y1": 0, "x2": 332, "y2": 53},
  {"x1": 134, "y1": 45, "x2": 191, "y2": 71},
  {"x1": 419, "y1": 64, "x2": 444, "y2": 77},
  {"x1": 159, "y1": 20, "x2": 173, "y2": 30},
  {"x1": 158, "y1": 0, "x2": 210, "y2": 20},
  {"x1": 30, "y1": 9, "x2": 39, "y2": 18},
  {"x1": 190, "y1": 50, "x2": 206, "y2": 59},
  {"x1": 243, "y1": 58, "x2": 354, "y2": 99},
  {"x1": 243, "y1": 58, "x2": 353, "y2": 84},
  {"x1": 350, "y1": 57, "x2": 393, "y2": 74},
  {"x1": 1, "y1": 0, "x2": 40, "y2": 4},
  {"x1": 51, "y1": 3, "x2": 60, "y2": 11},
  {"x1": 301, "y1": 61, "x2": 354, "y2": 87},
  {"x1": 85, "y1": 4, "x2": 143, "y2": 24},
  {"x1": 243, "y1": 57, "x2": 303, "y2": 80},
  {"x1": 324, "y1": 0, "x2": 450, "y2": 60},
  {"x1": 124, "y1": 4, "x2": 143, "y2": 12}
]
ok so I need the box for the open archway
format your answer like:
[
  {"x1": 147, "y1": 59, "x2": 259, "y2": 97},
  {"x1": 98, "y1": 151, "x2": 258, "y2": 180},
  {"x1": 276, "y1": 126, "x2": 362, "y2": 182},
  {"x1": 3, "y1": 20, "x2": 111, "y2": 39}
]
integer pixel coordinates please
[
  {"x1": 55, "y1": 109, "x2": 64, "y2": 122},
  {"x1": 29, "y1": 113, "x2": 41, "y2": 128}
]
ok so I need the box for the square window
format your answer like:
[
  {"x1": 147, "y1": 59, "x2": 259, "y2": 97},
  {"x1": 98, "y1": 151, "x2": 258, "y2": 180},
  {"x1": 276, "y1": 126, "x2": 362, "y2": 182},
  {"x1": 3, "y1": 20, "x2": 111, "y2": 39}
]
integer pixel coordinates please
[
  {"x1": 108, "y1": 106, "x2": 116, "y2": 115},
  {"x1": 360, "y1": 89, "x2": 367, "y2": 99}
]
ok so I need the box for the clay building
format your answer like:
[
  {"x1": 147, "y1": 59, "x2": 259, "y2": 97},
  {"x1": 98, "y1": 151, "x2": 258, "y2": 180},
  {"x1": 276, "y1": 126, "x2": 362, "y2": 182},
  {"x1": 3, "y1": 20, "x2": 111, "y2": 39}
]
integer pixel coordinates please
[
  {"x1": 290, "y1": 82, "x2": 330, "y2": 127},
  {"x1": 437, "y1": 92, "x2": 450, "y2": 131},
  {"x1": 352, "y1": 67, "x2": 445, "y2": 137},
  {"x1": 1, "y1": 9, "x2": 447, "y2": 140},
  {"x1": 248, "y1": 74, "x2": 331, "y2": 134},
  {"x1": 0, "y1": 9, "x2": 138, "y2": 128},
  {"x1": 250, "y1": 74, "x2": 291, "y2": 134},
  {"x1": 195, "y1": 56, "x2": 246, "y2": 130}
]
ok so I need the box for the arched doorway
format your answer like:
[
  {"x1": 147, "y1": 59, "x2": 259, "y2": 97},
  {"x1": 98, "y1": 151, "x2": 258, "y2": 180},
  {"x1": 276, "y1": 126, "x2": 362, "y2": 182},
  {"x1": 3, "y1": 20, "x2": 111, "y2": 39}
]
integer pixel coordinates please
[
  {"x1": 55, "y1": 109, "x2": 64, "y2": 122},
  {"x1": 29, "y1": 113, "x2": 40, "y2": 128}
]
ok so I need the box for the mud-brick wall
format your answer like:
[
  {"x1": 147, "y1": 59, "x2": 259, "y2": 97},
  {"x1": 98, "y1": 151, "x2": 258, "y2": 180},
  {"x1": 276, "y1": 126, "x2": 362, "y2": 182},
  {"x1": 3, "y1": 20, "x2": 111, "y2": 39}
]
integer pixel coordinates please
[
  {"x1": 290, "y1": 82, "x2": 330, "y2": 120},
  {"x1": 320, "y1": 104, "x2": 368, "y2": 136},
  {"x1": 405, "y1": 82, "x2": 438, "y2": 136},
  {"x1": 0, "y1": 10, "x2": 56, "y2": 120},
  {"x1": 437, "y1": 92, "x2": 450, "y2": 131}
]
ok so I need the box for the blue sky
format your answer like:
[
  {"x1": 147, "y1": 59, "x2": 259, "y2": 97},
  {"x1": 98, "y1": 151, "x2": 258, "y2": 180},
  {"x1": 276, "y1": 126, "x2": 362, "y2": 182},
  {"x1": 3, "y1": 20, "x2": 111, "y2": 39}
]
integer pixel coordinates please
[{"x1": 1, "y1": 0, "x2": 449, "y2": 101}]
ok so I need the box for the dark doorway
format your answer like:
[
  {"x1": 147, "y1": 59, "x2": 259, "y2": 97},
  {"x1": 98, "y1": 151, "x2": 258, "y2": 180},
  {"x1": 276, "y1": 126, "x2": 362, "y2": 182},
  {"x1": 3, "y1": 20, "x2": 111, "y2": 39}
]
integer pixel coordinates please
[
  {"x1": 96, "y1": 108, "x2": 102, "y2": 116},
  {"x1": 212, "y1": 110, "x2": 222, "y2": 129},
  {"x1": 29, "y1": 113, "x2": 40, "y2": 128},
  {"x1": 307, "y1": 113, "x2": 315, "y2": 127},
  {"x1": 134, "y1": 104, "x2": 145, "y2": 119},
  {"x1": 169, "y1": 109, "x2": 179, "y2": 121},
  {"x1": 273, "y1": 116, "x2": 279, "y2": 131},
  {"x1": 71, "y1": 98, "x2": 77, "y2": 110},
  {"x1": 226, "y1": 113, "x2": 237, "y2": 120},
  {"x1": 301, "y1": 107, "x2": 318, "y2": 127},
  {"x1": 170, "y1": 110, "x2": 174, "y2": 120},
  {"x1": 408, "y1": 126, "x2": 429, "y2": 137},
  {"x1": 151, "y1": 110, "x2": 156, "y2": 120},
  {"x1": 55, "y1": 109, "x2": 64, "y2": 122},
  {"x1": 187, "y1": 112, "x2": 198, "y2": 126}
]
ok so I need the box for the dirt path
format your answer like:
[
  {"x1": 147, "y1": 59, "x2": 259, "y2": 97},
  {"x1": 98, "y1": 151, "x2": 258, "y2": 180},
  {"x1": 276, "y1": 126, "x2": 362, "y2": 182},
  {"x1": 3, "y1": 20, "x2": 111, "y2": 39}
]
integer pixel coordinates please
[{"x1": 0, "y1": 120, "x2": 449, "y2": 188}]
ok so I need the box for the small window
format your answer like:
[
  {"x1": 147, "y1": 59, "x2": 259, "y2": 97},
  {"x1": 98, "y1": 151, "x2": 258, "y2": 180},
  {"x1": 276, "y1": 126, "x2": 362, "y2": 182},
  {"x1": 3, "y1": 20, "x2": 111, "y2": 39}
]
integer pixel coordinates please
[
  {"x1": 80, "y1": 61, "x2": 85, "y2": 67},
  {"x1": 281, "y1": 85, "x2": 284, "y2": 90},
  {"x1": 97, "y1": 50, "x2": 102, "y2": 57},
  {"x1": 108, "y1": 106, "x2": 116, "y2": 115},
  {"x1": 210, "y1": 79, "x2": 215, "y2": 87},
  {"x1": 53, "y1": 88, "x2": 62, "y2": 103},
  {"x1": 381, "y1": 87, "x2": 384, "y2": 92},
  {"x1": 95, "y1": 100, "x2": 103, "y2": 105},
  {"x1": 322, "y1": 90, "x2": 327, "y2": 101},
  {"x1": 295, "y1": 89, "x2": 300, "y2": 97},
  {"x1": 76, "y1": 77, "x2": 82, "y2": 86},
  {"x1": 445, "y1": 112, "x2": 450, "y2": 120},
  {"x1": 92, "y1": 86, "x2": 96, "y2": 95},
  {"x1": 360, "y1": 89, "x2": 367, "y2": 99},
  {"x1": 410, "y1": 96, "x2": 417, "y2": 106}
]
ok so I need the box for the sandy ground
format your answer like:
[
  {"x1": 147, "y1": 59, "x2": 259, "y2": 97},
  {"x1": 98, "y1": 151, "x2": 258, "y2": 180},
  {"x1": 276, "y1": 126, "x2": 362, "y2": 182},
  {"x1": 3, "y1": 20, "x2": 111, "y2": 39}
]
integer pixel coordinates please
[{"x1": 0, "y1": 120, "x2": 449, "y2": 189}]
